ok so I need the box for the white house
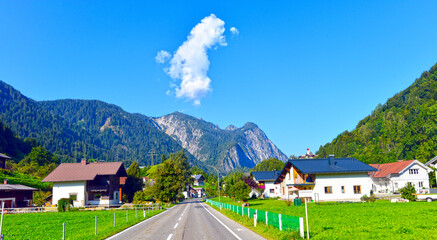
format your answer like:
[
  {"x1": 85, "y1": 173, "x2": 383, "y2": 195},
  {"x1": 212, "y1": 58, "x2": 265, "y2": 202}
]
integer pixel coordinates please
[
  {"x1": 251, "y1": 171, "x2": 281, "y2": 198},
  {"x1": 369, "y1": 160, "x2": 432, "y2": 194},
  {"x1": 274, "y1": 156, "x2": 376, "y2": 202},
  {"x1": 43, "y1": 160, "x2": 127, "y2": 207}
]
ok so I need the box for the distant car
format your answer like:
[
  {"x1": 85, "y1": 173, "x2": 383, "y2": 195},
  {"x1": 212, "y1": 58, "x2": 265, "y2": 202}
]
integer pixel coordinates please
[{"x1": 417, "y1": 194, "x2": 437, "y2": 202}]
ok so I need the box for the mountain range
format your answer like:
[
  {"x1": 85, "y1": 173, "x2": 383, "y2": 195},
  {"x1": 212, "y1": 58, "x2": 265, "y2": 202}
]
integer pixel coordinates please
[{"x1": 0, "y1": 81, "x2": 288, "y2": 172}]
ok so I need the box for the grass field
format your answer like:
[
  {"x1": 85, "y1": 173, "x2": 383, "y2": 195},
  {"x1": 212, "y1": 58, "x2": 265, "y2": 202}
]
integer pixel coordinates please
[
  {"x1": 2, "y1": 207, "x2": 165, "y2": 239},
  {"x1": 211, "y1": 197, "x2": 437, "y2": 240}
]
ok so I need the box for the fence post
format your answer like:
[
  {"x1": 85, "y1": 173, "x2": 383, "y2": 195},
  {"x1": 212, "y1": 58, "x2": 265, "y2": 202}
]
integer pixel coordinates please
[
  {"x1": 279, "y1": 214, "x2": 282, "y2": 231},
  {"x1": 143, "y1": 208, "x2": 145, "y2": 218},
  {"x1": 114, "y1": 212, "x2": 116, "y2": 227},
  {"x1": 220, "y1": 203, "x2": 222, "y2": 211},
  {"x1": 136, "y1": 208, "x2": 137, "y2": 218},
  {"x1": 148, "y1": 206, "x2": 150, "y2": 215},
  {"x1": 248, "y1": 208, "x2": 250, "y2": 218},
  {"x1": 62, "y1": 222, "x2": 65, "y2": 240},
  {"x1": 254, "y1": 210, "x2": 257, "y2": 227},
  {"x1": 242, "y1": 206, "x2": 244, "y2": 216},
  {"x1": 299, "y1": 217, "x2": 304, "y2": 238},
  {"x1": 95, "y1": 216, "x2": 97, "y2": 235},
  {"x1": 266, "y1": 211, "x2": 268, "y2": 226},
  {"x1": 126, "y1": 210, "x2": 128, "y2": 222}
]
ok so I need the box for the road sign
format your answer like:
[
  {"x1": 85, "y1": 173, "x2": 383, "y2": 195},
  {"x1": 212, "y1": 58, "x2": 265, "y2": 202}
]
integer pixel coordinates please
[{"x1": 298, "y1": 190, "x2": 313, "y2": 198}]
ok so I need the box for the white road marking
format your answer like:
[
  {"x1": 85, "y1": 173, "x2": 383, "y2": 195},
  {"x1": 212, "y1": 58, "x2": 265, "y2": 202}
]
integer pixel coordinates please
[
  {"x1": 167, "y1": 233, "x2": 173, "y2": 240},
  {"x1": 178, "y1": 217, "x2": 182, "y2": 221},
  {"x1": 201, "y1": 202, "x2": 242, "y2": 240},
  {"x1": 106, "y1": 205, "x2": 177, "y2": 240},
  {"x1": 174, "y1": 223, "x2": 179, "y2": 229}
]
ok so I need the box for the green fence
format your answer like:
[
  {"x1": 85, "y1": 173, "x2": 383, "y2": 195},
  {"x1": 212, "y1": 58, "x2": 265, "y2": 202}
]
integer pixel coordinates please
[{"x1": 206, "y1": 199, "x2": 302, "y2": 233}]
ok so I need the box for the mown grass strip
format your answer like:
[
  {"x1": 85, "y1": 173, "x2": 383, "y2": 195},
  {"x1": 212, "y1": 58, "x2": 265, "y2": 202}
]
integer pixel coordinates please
[
  {"x1": 207, "y1": 201, "x2": 301, "y2": 240},
  {"x1": 2, "y1": 207, "x2": 167, "y2": 240},
  {"x1": 211, "y1": 197, "x2": 437, "y2": 240}
]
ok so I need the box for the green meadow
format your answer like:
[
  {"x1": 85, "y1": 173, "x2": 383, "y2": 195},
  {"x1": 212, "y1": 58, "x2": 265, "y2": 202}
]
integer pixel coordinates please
[
  {"x1": 1, "y1": 208, "x2": 163, "y2": 240},
  {"x1": 211, "y1": 197, "x2": 437, "y2": 240}
]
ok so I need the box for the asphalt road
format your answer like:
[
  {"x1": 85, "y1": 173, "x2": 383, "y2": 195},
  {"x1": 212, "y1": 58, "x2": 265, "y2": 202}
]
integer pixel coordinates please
[{"x1": 107, "y1": 198, "x2": 266, "y2": 240}]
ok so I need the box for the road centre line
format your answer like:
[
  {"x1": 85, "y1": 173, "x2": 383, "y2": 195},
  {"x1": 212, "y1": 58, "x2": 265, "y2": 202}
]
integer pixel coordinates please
[
  {"x1": 201, "y1": 202, "x2": 242, "y2": 240},
  {"x1": 167, "y1": 233, "x2": 173, "y2": 240},
  {"x1": 174, "y1": 223, "x2": 179, "y2": 229}
]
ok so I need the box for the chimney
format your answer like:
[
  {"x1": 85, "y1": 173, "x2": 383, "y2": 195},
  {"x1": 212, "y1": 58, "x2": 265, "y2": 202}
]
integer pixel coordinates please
[
  {"x1": 328, "y1": 155, "x2": 335, "y2": 166},
  {"x1": 3, "y1": 179, "x2": 8, "y2": 184},
  {"x1": 81, "y1": 159, "x2": 87, "y2": 165}
]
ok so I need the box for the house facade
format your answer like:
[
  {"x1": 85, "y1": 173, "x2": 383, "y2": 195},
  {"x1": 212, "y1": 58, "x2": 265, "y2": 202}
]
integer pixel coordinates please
[
  {"x1": 43, "y1": 160, "x2": 127, "y2": 207},
  {"x1": 251, "y1": 171, "x2": 281, "y2": 198},
  {"x1": 275, "y1": 156, "x2": 376, "y2": 201},
  {"x1": 370, "y1": 160, "x2": 432, "y2": 194}
]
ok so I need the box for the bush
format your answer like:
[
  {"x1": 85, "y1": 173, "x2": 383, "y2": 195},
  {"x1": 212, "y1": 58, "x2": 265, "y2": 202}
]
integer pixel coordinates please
[
  {"x1": 400, "y1": 182, "x2": 417, "y2": 201},
  {"x1": 57, "y1": 198, "x2": 72, "y2": 212},
  {"x1": 232, "y1": 181, "x2": 251, "y2": 202},
  {"x1": 284, "y1": 200, "x2": 291, "y2": 206}
]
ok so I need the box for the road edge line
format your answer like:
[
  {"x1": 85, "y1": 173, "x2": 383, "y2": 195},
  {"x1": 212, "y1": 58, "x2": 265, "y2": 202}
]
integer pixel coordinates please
[
  {"x1": 105, "y1": 205, "x2": 177, "y2": 240},
  {"x1": 201, "y1": 201, "x2": 242, "y2": 240}
]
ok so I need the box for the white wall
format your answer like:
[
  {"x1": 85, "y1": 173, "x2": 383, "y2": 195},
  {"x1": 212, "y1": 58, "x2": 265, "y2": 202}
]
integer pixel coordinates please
[
  {"x1": 263, "y1": 181, "x2": 280, "y2": 198},
  {"x1": 53, "y1": 181, "x2": 86, "y2": 207},
  {"x1": 312, "y1": 173, "x2": 372, "y2": 201}
]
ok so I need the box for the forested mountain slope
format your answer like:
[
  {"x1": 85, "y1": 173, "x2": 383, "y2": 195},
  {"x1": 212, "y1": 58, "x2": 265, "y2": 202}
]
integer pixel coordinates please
[{"x1": 317, "y1": 63, "x2": 437, "y2": 164}]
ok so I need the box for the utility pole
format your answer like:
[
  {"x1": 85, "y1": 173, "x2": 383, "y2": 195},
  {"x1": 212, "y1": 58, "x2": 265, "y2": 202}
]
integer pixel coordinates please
[
  {"x1": 148, "y1": 149, "x2": 158, "y2": 166},
  {"x1": 208, "y1": 165, "x2": 220, "y2": 203}
]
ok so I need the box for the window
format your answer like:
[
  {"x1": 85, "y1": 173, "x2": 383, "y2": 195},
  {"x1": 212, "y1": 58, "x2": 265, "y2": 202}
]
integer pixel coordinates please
[
  {"x1": 353, "y1": 185, "x2": 361, "y2": 194},
  {"x1": 324, "y1": 186, "x2": 332, "y2": 194},
  {"x1": 409, "y1": 169, "x2": 419, "y2": 174},
  {"x1": 341, "y1": 186, "x2": 345, "y2": 193},
  {"x1": 270, "y1": 189, "x2": 275, "y2": 194},
  {"x1": 69, "y1": 193, "x2": 77, "y2": 201},
  {"x1": 419, "y1": 182, "x2": 423, "y2": 188}
]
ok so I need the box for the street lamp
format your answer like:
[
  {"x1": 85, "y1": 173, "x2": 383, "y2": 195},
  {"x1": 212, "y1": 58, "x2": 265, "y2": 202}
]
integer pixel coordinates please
[{"x1": 207, "y1": 165, "x2": 220, "y2": 203}]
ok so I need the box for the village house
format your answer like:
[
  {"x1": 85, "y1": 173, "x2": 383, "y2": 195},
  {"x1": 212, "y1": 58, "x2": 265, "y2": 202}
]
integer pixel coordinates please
[
  {"x1": 370, "y1": 160, "x2": 432, "y2": 194},
  {"x1": 275, "y1": 156, "x2": 376, "y2": 201},
  {"x1": 251, "y1": 171, "x2": 281, "y2": 198},
  {"x1": 0, "y1": 179, "x2": 37, "y2": 208},
  {"x1": 0, "y1": 153, "x2": 11, "y2": 169},
  {"x1": 192, "y1": 174, "x2": 205, "y2": 186},
  {"x1": 42, "y1": 160, "x2": 127, "y2": 207}
]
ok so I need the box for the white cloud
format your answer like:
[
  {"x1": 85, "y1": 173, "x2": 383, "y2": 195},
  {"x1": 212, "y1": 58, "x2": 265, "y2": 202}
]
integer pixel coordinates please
[
  {"x1": 159, "y1": 14, "x2": 227, "y2": 105},
  {"x1": 155, "y1": 50, "x2": 171, "y2": 63},
  {"x1": 230, "y1": 27, "x2": 239, "y2": 36}
]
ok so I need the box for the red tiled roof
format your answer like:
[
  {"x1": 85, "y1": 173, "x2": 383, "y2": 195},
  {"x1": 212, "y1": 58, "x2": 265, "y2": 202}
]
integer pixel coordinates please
[
  {"x1": 42, "y1": 162, "x2": 127, "y2": 182},
  {"x1": 369, "y1": 160, "x2": 415, "y2": 178}
]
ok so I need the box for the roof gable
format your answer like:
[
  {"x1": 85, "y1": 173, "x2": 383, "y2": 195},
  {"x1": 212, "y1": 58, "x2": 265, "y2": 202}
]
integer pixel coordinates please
[
  {"x1": 370, "y1": 160, "x2": 431, "y2": 178},
  {"x1": 42, "y1": 162, "x2": 127, "y2": 182}
]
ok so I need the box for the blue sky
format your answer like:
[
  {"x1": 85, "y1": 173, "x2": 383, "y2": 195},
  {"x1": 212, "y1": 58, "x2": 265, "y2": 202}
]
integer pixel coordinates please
[{"x1": 1, "y1": 1, "x2": 437, "y2": 157}]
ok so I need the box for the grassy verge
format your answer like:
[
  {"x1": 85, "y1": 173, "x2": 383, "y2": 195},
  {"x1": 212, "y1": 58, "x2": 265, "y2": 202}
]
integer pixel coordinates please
[
  {"x1": 2, "y1": 207, "x2": 168, "y2": 239},
  {"x1": 211, "y1": 197, "x2": 437, "y2": 239},
  {"x1": 207, "y1": 201, "x2": 301, "y2": 240}
]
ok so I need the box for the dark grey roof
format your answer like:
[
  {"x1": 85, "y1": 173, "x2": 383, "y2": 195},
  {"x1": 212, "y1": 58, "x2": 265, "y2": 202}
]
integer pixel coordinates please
[
  {"x1": 290, "y1": 158, "x2": 376, "y2": 174},
  {"x1": 0, "y1": 184, "x2": 38, "y2": 191},
  {"x1": 251, "y1": 171, "x2": 281, "y2": 181},
  {"x1": 192, "y1": 174, "x2": 204, "y2": 180}
]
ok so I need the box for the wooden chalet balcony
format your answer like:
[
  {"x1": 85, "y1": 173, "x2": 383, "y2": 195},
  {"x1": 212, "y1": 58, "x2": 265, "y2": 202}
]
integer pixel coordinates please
[{"x1": 87, "y1": 185, "x2": 109, "y2": 192}]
